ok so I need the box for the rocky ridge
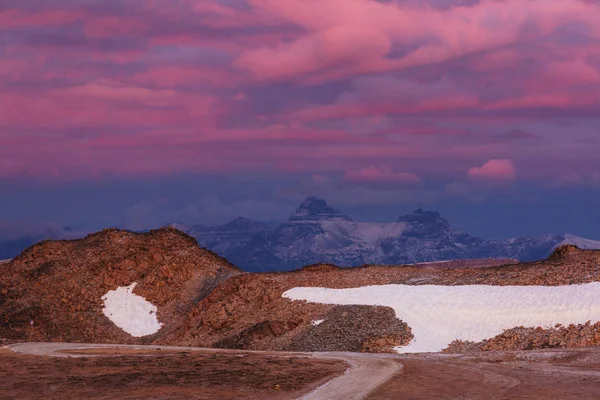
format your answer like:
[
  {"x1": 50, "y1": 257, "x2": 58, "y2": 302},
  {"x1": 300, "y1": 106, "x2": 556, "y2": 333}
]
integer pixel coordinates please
[
  {"x1": 158, "y1": 245, "x2": 600, "y2": 353},
  {"x1": 0, "y1": 228, "x2": 239, "y2": 343},
  {"x1": 445, "y1": 322, "x2": 600, "y2": 353},
  {"x1": 3, "y1": 231, "x2": 600, "y2": 354}
]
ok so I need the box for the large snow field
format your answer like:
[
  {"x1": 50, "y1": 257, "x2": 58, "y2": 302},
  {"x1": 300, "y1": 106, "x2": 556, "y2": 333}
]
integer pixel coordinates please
[
  {"x1": 283, "y1": 282, "x2": 600, "y2": 353},
  {"x1": 101, "y1": 282, "x2": 163, "y2": 337},
  {"x1": 309, "y1": 219, "x2": 407, "y2": 246}
]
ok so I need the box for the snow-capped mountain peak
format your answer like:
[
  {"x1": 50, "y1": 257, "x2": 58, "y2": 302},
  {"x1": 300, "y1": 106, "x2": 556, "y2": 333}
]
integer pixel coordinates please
[
  {"x1": 223, "y1": 217, "x2": 263, "y2": 229},
  {"x1": 162, "y1": 197, "x2": 600, "y2": 272},
  {"x1": 398, "y1": 209, "x2": 450, "y2": 226},
  {"x1": 397, "y1": 209, "x2": 453, "y2": 239},
  {"x1": 560, "y1": 234, "x2": 600, "y2": 250},
  {"x1": 289, "y1": 197, "x2": 351, "y2": 222}
]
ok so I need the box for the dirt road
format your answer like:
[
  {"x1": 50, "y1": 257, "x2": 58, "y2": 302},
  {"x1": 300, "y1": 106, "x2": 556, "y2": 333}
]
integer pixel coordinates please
[
  {"x1": 10, "y1": 343, "x2": 600, "y2": 399},
  {"x1": 298, "y1": 352, "x2": 401, "y2": 400},
  {"x1": 6, "y1": 343, "x2": 402, "y2": 400}
]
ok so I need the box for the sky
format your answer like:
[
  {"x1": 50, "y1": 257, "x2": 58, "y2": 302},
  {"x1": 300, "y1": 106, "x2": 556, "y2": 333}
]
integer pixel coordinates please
[{"x1": 1, "y1": 0, "x2": 600, "y2": 241}]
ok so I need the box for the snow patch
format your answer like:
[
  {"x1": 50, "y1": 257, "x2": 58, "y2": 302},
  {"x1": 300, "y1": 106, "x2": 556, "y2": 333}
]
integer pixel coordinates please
[
  {"x1": 101, "y1": 283, "x2": 163, "y2": 337},
  {"x1": 312, "y1": 319, "x2": 325, "y2": 326},
  {"x1": 410, "y1": 260, "x2": 451, "y2": 266},
  {"x1": 560, "y1": 234, "x2": 600, "y2": 250},
  {"x1": 283, "y1": 283, "x2": 600, "y2": 353},
  {"x1": 318, "y1": 220, "x2": 406, "y2": 245}
]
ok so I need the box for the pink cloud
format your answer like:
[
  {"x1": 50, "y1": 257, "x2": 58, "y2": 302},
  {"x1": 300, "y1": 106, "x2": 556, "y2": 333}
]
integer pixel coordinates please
[
  {"x1": 0, "y1": 82, "x2": 221, "y2": 130},
  {"x1": 486, "y1": 92, "x2": 599, "y2": 110},
  {"x1": 0, "y1": 9, "x2": 84, "y2": 28},
  {"x1": 467, "y1": 159, "x2": 516, "y2": 184},
  {"x1": 0, "y1": 59, "x2": 29, "y2": 79},
  {"x1": 468, "y1": 48, "x2": 522, "y2": 72},
  {"x1": 292, "y1": 76, "x2": 478, "y2": 122},
  {"x1": 1, "y1": 0, "x2": 599, "y2": 182},
  {"x1": 89, "y1": 50, "x2": 146, "y2": 65},
  {"x1": 132, "y1": 66, "x2": 238, "y2": 88},
  {"x1": 60, "y1": 83, "x2": 176, "y2": 100},
  {"x1": 540, "y1": 60, "x2": 600, "y2": 86},
  {"x1": 293, "y1": 97, "x2": 478, "y2": 121},
  {"x1": 344, "y1": 166, "x2": 420, "y2": 184},
  {"x1": 238, "y1": 0, "x2": 600, "y2": 82},
  {"x1": 83, "y1": 16, "x2": 147, "y2": 38}
]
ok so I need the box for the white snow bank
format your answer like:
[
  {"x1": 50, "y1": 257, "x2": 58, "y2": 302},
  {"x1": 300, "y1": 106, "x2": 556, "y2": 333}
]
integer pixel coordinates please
[
  {"x1": 312, "y1": 319, "x2": 325, "y2": 326},
  {"x1": 283, "y1": 283, "x2": 600, "y2": 353},
  {"x1": 410, "y1": 260, "x2": 451, "y2": 266},
  {"x1": 101, "y1": 283, "x2": 163, "y2": 337},
  {"x1": 318, "y1": 220, "x2": 406, "y2": 245},
  {"x1": 560, "y1": 234, "x2": 600, "y2": 250}
]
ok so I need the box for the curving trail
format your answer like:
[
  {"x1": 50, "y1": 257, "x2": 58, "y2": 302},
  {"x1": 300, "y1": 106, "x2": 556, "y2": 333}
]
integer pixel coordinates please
[
  {"x1": 299, "y1": 352, "x2": 402, "y2": 400},
  {"x1": 8, "y1": 343, "x2": 600, "y2": 399},
  {"x1": 6, "y1": 343, "x2": 403, "y2": 400}
]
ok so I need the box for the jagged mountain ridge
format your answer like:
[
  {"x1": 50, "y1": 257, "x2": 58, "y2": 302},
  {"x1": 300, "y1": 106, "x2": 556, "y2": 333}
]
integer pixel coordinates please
[
  {"x1": 172, "y1": 197, "x2": 600, "y2": 272},
  {"x1": 167, "y1": 218, "x2": 277, "y2": 258}
]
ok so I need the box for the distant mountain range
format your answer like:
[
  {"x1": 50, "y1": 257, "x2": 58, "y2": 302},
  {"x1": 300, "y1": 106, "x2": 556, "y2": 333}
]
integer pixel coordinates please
[
  {"x1": 2, "y1": 197, "x2": 599, "y2": 271},
  {"x1": 167, "y1": 197, "x2": 600, "y2": 272}
]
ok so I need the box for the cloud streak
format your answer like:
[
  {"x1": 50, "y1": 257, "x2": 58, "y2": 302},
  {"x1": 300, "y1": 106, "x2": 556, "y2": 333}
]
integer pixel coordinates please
[{"x1": 0, "y1": 0, "x2": 599, "y2": 189}]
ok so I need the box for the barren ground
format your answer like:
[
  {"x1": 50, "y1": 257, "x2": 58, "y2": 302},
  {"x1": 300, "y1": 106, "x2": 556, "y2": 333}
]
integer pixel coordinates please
[
  {"x1": 5, "y1": 343, "x2": 600, "y2": 399},
  {"x1": 0, "y1": 347, "x2": 346, "y2": 400},
  {"x1": 368, "y1": 348, "x2": 600, "y2": 400}
]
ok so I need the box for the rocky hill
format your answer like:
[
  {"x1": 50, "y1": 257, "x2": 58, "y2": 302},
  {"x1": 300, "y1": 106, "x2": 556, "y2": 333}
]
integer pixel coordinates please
[
  {"x1": 3, "y1": 230, "x2": 600, "y2": 354},
  {"x1": 174, "y1": 197, "x2": 600, "y2": 271},
  {"x1": 0, "y1": 228, "x2": 239, "y2": 343}
]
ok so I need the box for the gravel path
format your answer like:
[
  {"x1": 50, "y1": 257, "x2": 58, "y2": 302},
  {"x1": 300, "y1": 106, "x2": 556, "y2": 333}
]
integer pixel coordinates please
[
  {"x1": 6, "y1": 342, "x2": 403, "y2": 400},
  {"x1": 300, "y1": 352, "x2": 402, "y2": 400}
]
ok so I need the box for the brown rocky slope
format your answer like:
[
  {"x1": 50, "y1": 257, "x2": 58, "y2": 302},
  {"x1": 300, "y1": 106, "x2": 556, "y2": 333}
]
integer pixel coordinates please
[
  {"x1": 2, "y1": 232, "x2": 600, "y2": 354},
  {"x1": 445, "y1": 321, "x2": 600, "y2": 353},
  {"x1": 0, "y1": 228, "x2": 239, "y2": 344}
]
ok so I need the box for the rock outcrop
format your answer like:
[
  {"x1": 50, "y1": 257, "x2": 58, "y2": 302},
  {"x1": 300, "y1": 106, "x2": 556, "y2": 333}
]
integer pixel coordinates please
[
  {"x1": 0, "y1": 228, "x2": 239, "y2": 343},
  {"x1": 3, "y1": 235, "x2": 600, "y2": 354},
  {"x1": 444, "y1": 321, "x2": 600, "y2": 353}
]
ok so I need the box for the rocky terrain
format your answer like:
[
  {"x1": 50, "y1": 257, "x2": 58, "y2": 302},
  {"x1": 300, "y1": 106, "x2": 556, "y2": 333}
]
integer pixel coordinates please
[
  {"x1": 173, "y1": 197, "x2": 600, "y2": 271},
  {"x1": 2, "y1": 226, "x2": 600, "y2": 354},
  {"x1": 0, "y1": 228, "x2": 240, "y2": 344},
  {"x1": 445, "y1": 322, "x2": 600, "y2": 353}
]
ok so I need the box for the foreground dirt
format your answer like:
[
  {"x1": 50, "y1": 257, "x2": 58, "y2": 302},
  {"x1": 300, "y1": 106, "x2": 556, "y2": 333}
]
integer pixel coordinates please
[
  {"x1": 6, "y1": 344, "x2": 600, "y2": 400},
  {"x1": 369, "y1": 348, "x2": 600, "y2": 400},
  {"x1": 0, "y1": 347, "x2": 346, "y2": 400},
  {"x1": 7, "y1": 343, "x2": 403, "y2": 400}
]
